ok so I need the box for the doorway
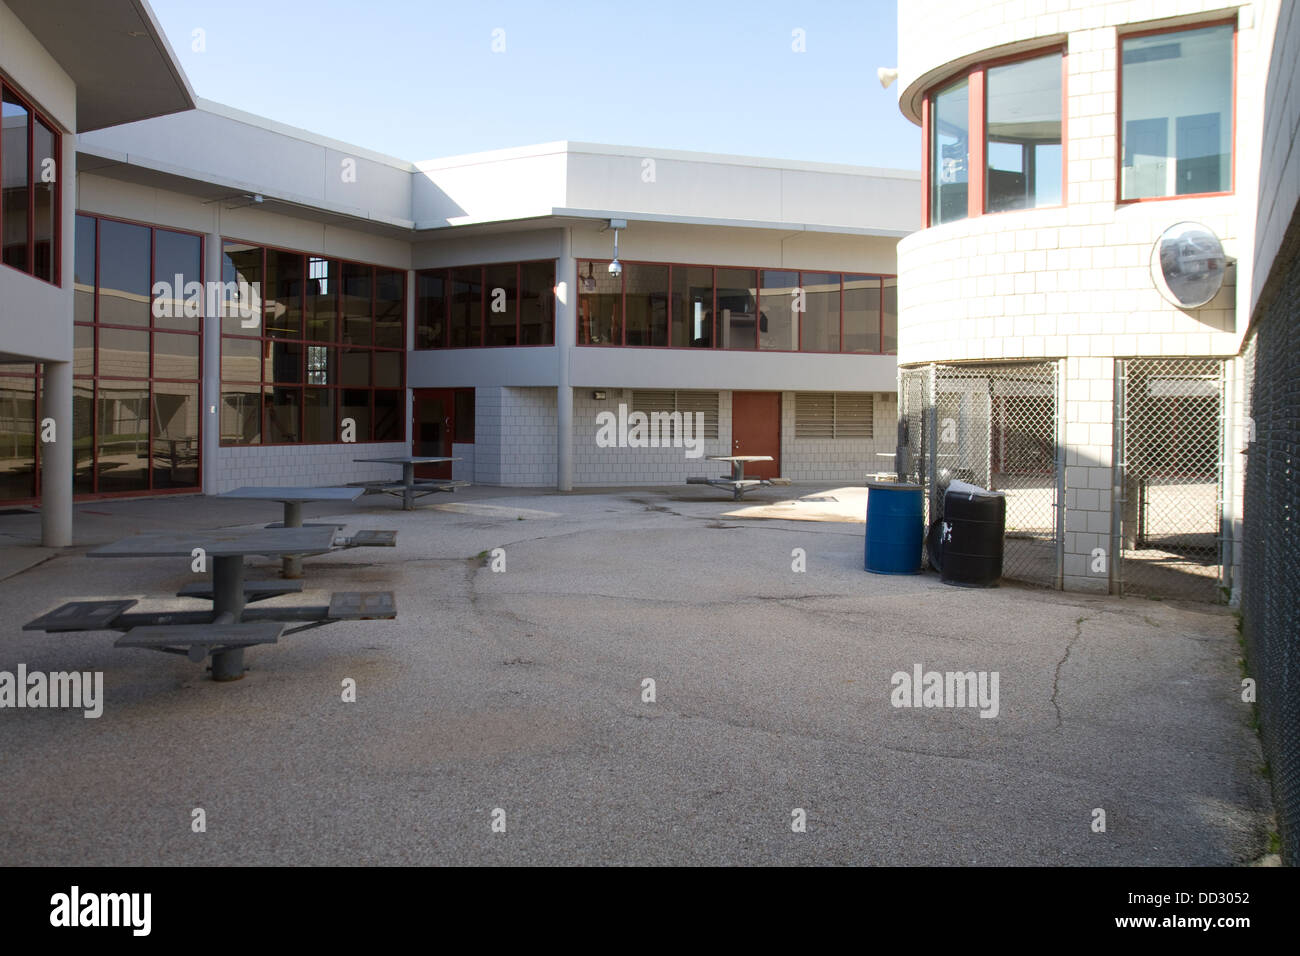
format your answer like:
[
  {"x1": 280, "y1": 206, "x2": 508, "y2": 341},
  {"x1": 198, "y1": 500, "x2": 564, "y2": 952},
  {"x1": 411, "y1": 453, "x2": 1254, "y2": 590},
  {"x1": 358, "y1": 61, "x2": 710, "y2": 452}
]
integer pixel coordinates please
[
  {"x1": 411, "y1": 388, "x2": 467, "y2": 480},
  {"x1": 731, "y1": 391, "x2": 781, "y2": 479}
]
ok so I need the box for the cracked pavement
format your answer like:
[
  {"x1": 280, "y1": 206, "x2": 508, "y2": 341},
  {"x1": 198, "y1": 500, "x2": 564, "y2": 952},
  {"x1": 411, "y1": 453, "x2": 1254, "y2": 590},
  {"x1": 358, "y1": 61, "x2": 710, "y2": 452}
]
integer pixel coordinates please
[{"x1": 0, "y1": 485, "x2": 1274, "y2": 864}]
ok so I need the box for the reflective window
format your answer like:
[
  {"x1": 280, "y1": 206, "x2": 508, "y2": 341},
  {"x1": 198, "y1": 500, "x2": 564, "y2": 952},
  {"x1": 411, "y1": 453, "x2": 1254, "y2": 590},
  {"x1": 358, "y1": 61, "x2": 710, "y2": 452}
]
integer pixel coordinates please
[
  {"x1": 519, "y1": 262, "x2": 554, "y2": 345},
  {"x1": 759, "y1": 271, "x2": 799, "y2": 351},
  {"x1": 716, "y1": 269, "x2": 758, "y2": 350},
  {"x1": 416, "y1": 271, "x2": 446, "y2": 348},
  {"x1": 154, "y1": 229, "x2": 202, "y2": 332},
  {"x1": 98, "y1": 220, "x2": 152, "y2": 327},
  {"x1": 577, "y1": 264, "x2": 622, "y2": 345},
  {"x1": 986, "y1": 53, "x2": 1062, "y2": 212},
  {"x1": 32, "y1": 119, "x2": 55, "y2": 281},
  {"x1": 1, "y1": 89, "x2": 30, "y2": 273},
  {"x1": 485, "y1": 263, "x2": 518, "y2": 347},
  {"x1": 578, "y1": 261, "x2": 891, "y2": 353},
  {"x1": 930, "y1": 79, "x2": 969, "y2": 225},
  {"x1": 671, "y1": 267, "x2": 714, "y2": 348},
  {"x1": 266, "y1": 249, "x2": 304, "y2": 339},
  {"x1": 843, "y1": 275, "x2": 881, "y2": 353},
  {"x1": 221, "y1": 241, "x2": 405, "y2": 445},
  {"x1": 800, "y1": 272, "x2": 841, "y2": 353},
  {"x1": 0, "y1": 367, "x2": 37, "y2": 500},
  {"x1": 0, "y1": 83, "x2": 58, "y2": 282},
  {"x1": 72, "y1": 215, "x2": 204, "y2": 493},
  {"x1": 624, "y1": 263, "x2": 669, "y2": 347},
  {"x1": 1121, "y1": 24, "x2": 1234, "y2": 199}
]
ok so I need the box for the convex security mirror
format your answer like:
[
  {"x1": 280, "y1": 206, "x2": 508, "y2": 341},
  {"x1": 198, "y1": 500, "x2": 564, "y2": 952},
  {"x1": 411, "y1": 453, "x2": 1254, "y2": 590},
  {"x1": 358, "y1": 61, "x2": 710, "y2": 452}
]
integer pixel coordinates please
[{"x1": 1150, "y1": 221, "x2": 1228, "y2": 309}]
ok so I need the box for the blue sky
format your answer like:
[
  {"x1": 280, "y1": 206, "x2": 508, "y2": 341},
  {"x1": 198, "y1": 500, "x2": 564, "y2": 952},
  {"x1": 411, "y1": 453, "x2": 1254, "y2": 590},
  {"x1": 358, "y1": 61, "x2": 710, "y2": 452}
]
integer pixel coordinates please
[{"x1": 146, "y1": 0, "x2": 919, "y2": 169}]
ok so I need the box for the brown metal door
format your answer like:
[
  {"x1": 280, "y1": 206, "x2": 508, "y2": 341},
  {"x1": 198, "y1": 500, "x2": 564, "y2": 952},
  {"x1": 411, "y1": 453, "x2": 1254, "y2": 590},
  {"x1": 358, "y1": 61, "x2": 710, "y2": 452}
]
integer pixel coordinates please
[
  {"x1": 731, "y1": 391, "x2": 781, "y2": 479},
  {"x1": 412, "y1": 389, "x2": 453, "y2": 479}
]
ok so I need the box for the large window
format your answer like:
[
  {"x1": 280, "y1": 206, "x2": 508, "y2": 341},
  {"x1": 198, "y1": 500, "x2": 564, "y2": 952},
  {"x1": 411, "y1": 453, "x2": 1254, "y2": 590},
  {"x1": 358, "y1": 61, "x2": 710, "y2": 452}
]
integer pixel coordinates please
[
  {"x1": 1, "y1": 81, "x2": 59, "y2": 282},
  {"x1": 1120, "y1": 23, "x2": 1234, "y2": 201},
  {"x1": 986, "y1": 54, "x2": 1063, "y2": 212},
  {"x1": 930, "y1": 79, "x2": 970, "y2": 225},
  {"x1": 72, "y1": 214, "x2": 202, "y2": 494},
  {"x1": 579, "y1": 261, "x2": 896, "y2": 354},
  {"x1": 221, "y1": 240, "x2": 405, "y2": 445},
  {"x1": 925, "y1": 49, "x2": 1064, "y2": 225},
  {"x1": 416, "y1": 260, "x2": 555, "y2": 348},
  {"x1": 0, "y1": 363, "x2": 38, "y2": 501}
]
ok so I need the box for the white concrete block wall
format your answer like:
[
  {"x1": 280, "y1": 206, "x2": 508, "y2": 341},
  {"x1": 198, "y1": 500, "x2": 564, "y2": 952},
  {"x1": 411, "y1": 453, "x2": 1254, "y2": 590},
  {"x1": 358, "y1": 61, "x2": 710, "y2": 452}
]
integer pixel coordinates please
[
  {"x1": 473, "y1": 386, "x2": 556, "y2": 487},
  {"x1": 572, "y1": 390, "x2": 731, "y2": 486},
  {"x1": 209, "y1": 441, "x2": 408, "y2": 494},
  {"x1": 780, "y1": 392, "x2": 899, "y2": 481},
  {"x1": 894, "y1": 1, "x2": 1269, "y2": 593},
  {"x1": 1060, "y1": 357, "x2": 1115, "y2": 593},
  {"x1": 896, "y1": 1, "x2": 1269, "y2": 367},
  {"x1": 452, "y1": 442, "x2": 475, "y2": 483}
]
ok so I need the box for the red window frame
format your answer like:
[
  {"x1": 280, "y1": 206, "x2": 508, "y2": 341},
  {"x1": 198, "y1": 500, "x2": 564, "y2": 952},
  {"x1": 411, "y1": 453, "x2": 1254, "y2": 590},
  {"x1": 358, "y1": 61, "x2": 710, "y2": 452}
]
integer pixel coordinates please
[
  {"x1": 413, "y1": 259, "x2": 557, "y2": 349},
  {"x1": 921, "y1": 45, "x2": 1068, "y2": 226},
  {"x1": 72, "y1": 212, "x2": 205, "y2": 498},
  {"x1": 1115, "y1": 18, "x2": 1237, "y2": 205},
  {"x1": 0, "y1": 76, "x2": 61, "y2": 286},
  {"x1": 219, "y1": 238, "x2": 407, "y2": 446},
  {"x1": 574, "y1": 260, "x2": 897, "y2": 355}
]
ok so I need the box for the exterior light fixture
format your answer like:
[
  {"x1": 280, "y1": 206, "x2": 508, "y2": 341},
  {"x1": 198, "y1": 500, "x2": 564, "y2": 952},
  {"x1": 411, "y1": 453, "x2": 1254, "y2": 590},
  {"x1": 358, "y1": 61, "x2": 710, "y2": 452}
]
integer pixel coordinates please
[
  {"x1": 603, "y1": 218, "x2": 626, "y2": 277},
  {"x1": 592, "y1": 390, "x2": 607, "y2": 400},
  {"x1": 1150, "y1": 221, "x2": 1228, "y2": 309},
  {"x1": 877, "y1": 67, "x2": 899, "y2": 89}
]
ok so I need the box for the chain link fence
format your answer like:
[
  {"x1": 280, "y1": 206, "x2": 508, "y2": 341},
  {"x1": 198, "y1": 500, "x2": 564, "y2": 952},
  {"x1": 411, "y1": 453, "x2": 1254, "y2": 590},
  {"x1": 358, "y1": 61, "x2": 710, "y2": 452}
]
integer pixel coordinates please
[
  {"x1": 1240, "y1": 252, "x2": 1300, "y2": 865},
  {"x1": 1113, "y1": 358, "x2": 1226, "y2": 600},
  {"x1": 897, "y1": 362, "x2": 1063, "y2": 587}
]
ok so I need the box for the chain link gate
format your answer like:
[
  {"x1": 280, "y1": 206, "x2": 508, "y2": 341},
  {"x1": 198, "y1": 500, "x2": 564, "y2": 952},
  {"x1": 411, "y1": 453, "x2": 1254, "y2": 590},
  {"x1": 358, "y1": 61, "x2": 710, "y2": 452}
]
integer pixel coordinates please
[
  {"x1": 897, "y1": 362, "x2": 1063, "y2": 587},
  {"x1": 1240, "y1": 267, "x2": 1300, "y2": 864},
  {"x1": 1112, "y1": 358, "x2": 1226, "y2": 600}
]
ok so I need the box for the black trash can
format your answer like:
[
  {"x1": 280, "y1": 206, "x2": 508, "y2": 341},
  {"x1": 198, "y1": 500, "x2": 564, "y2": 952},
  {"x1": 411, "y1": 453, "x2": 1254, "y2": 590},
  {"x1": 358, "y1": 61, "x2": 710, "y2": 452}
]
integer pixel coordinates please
[{"x1": 938, "y1": 484, "x2": 1006, "y2": 588}]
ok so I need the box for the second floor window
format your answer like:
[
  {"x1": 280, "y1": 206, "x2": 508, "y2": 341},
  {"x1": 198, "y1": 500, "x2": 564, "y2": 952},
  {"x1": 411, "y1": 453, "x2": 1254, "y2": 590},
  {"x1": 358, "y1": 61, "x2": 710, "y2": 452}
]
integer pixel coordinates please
[
  {"x1": 1120, "y1": 22, "x2": 1234, "y2": 201},
  {"x1": 926, "y1": 49, "x2": 1064, "y2": 225},
  {"x1": 1, "y1": 82, "x2": 59, "y2": 283}
]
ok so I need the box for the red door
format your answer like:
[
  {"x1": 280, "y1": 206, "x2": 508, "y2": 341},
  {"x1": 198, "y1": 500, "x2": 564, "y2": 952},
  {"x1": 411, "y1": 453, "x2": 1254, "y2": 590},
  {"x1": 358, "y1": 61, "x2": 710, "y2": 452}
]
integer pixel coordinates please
[
  {"x1": 731, "y1": 391, "x2": 781, "y2": 479},
  {"x1": 412, "y1": 389, "x2": 454, "y2": 479}
]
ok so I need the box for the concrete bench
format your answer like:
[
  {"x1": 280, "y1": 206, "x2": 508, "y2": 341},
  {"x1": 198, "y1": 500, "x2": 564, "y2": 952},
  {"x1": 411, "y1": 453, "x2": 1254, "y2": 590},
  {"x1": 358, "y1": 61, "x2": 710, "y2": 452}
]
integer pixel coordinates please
[
  {"x1": 115, "y1": 621, "x2": 286, "y2": 663},
  {"x1": 23, "y1": 599, "x2": 137, "y2": 632}
]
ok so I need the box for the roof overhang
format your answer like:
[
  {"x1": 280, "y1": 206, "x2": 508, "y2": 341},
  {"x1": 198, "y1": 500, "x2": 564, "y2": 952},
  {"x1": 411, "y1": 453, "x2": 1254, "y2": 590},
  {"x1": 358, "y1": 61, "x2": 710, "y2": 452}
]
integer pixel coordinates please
[{"x1": 5, "y1": 0, "x2": 194, "y2": 131}]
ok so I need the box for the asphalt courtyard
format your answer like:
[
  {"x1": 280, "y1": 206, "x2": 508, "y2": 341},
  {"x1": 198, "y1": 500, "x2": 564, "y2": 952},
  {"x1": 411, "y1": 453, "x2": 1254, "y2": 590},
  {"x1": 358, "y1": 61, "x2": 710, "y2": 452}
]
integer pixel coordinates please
[{"x1": 0, "y1": 484, "x2": 1274, "y2": 865}]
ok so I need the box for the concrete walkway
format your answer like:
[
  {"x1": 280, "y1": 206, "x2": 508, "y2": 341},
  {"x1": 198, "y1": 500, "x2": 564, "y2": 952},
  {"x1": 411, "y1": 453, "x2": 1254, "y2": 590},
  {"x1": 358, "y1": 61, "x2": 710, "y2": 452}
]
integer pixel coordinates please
[{"x1": 0, "y1": 485, "x2": 1273, "y2": 865}]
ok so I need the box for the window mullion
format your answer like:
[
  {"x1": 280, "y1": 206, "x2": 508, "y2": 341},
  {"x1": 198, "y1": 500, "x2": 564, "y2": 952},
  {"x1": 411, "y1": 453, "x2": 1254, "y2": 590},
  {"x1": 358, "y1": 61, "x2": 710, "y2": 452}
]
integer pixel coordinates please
[{"x1": 968, "y1": 68, "x2": 987, "y2": 218}]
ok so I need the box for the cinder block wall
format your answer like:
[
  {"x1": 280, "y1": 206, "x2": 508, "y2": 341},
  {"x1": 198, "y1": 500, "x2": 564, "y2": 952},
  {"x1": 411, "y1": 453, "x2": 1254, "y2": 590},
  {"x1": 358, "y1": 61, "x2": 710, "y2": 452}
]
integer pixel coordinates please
[
  {"x1": 780, "y1": 391, "x2": 898, "y2": 482},
  {"x1": 474, "y1": 386, "x2": 556, "y2": 487},
  {"x1": 893, "y1": 0, "x2": 1269, "y2": 592},
  {"x1": 572, "y1": 390, "x2": 731, "y2": 486}
]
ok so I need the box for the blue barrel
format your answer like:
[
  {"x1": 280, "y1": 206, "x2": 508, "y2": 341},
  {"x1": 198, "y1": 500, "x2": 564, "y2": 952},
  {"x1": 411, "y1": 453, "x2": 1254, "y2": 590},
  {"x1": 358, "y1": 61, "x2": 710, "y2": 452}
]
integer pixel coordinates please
[{"x1": 864, "y1": 481, "x2": 924, "y2": 574}]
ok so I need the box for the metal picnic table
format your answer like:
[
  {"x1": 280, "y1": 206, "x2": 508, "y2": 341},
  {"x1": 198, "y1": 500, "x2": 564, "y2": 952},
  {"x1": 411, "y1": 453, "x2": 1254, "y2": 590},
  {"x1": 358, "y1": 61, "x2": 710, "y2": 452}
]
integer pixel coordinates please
[
  {"x1": 219, "y1": 485, "x2": 366, "y2": 579},
  {"x1": 687, "y1": 455, "x2": 793, "y2": 501},
  {"x1": 351, "y1": 456, "x2": 466, "y2": 510},
  {"x1": 24, "y1": 526, "x2": 397, "y2": 682}
]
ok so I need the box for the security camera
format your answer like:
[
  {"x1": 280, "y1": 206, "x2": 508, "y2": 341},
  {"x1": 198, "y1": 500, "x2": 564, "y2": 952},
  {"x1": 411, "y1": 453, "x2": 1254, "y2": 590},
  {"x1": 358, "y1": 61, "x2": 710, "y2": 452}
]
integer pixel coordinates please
[{"x1": 608, "y1": 259, "x2": 623, "y2": 276}]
